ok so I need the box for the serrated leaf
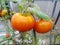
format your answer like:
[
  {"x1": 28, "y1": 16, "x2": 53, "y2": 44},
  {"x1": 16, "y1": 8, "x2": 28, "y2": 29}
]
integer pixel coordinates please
[{"x1": 27, "y1": 7, "x2": 51, "y2": 21}]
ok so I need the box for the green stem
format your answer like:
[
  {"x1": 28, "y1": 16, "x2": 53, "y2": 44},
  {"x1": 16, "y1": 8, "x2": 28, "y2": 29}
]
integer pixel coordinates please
[
  {"x1": 33, "y1": 29, "x2": 39, "y2": 45},
  {"x1": 21, "y1": 32, "x2": 27, "y2": 45},
  {"x1": 22, "y1": 32, "x2": 26, "y2": 45},
  {"x1": 54, "y1": 34, "x2": 60, "y2": 44},
  {"x1": 54, "y1": 36, "x2": 56, "y2": 44},
  {"x1": 7, "y1": 40, "x2": 9, "y2": 45},
  {"x1": 12, "y1": 39, "x2": 16, "y2": 45},
  {"x1": 5, "y1": 20, "x2": 10, "y2": 33},
  {"x1": 20, "y1": 32, "x2": 24, "y2": 45},
  {"x1": 59, "y1": 38, "x2": 60, "y2": 44},
  {"x1": 12, "y1": 29, "x2": 15, "y2": 37}
]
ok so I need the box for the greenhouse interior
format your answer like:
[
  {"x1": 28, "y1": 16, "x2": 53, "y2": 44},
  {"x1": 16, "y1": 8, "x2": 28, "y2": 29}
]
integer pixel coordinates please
[{"x1": 0, "y1": 0, "x2": 60, "y2": 45}]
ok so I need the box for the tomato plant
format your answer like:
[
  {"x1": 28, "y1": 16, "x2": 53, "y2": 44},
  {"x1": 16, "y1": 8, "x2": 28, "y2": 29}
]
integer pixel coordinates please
[
  {"x1": 11, "y1": 13, "x2": 35, "y2": 32},
  {"x1": 34, "y1": 19, "x2": 53, "y2": 33}
]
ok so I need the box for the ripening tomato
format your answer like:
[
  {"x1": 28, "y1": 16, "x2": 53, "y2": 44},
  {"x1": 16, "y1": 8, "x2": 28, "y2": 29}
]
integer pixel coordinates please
[
  {"x1": 34, "y1": 19, "x2": 53, "y2": 33},
  {"x1": 2, "y1": 9, "x2": 8, "y2": 16},
  {"x1": 6, "y1": 33, "x2": 11, "y2": 38},
  {"x1": 11, "y1": 13, "x2": 35, "y2": 32}
]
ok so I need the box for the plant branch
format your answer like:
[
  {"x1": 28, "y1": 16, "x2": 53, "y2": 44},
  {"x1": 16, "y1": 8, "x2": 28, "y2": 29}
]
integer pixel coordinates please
[{"x1": 33, "y1": 29, "x2": 39, "y2": 45}]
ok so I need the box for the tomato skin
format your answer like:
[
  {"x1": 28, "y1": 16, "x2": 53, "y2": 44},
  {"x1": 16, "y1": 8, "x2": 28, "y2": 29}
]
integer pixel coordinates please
[
  {"x1": 34, "y1": 20, "x2": 53, "y2": 33},
  {"x1": 11, "y1": 13, "x2": 35, "y2": 32}
]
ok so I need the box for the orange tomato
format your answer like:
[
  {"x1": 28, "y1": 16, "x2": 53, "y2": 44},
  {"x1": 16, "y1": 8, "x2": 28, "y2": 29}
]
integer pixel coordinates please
[
  {"x1": 34, "y1": 19, "x2": 53, "y2": 33},
  {"x1": 11, "y1": 13, "x2": 35, "y2": 32}
]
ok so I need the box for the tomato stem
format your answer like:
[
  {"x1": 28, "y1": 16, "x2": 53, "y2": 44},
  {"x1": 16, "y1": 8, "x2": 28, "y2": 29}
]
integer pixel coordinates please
[
  {"x1": 7, "y1": 40, "x2": 9, "y2": 45},
  {"x1": 33, "y1": 29, "x2": 39, "y2": 45}
]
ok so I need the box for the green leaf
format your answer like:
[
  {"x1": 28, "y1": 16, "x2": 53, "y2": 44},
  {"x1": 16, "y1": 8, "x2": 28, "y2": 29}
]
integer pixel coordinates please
[
  {"x1": 18, "y1": 5, "x2": 23, "y2": 13},
  {"x1": 1, "y1": 0, "x2": 6, "y2": 9},
  {"x1": 27, "y1": 7, "x2": 51, "y2": 21},
  {"x1": 36, "y1": 10, "x2": 51, "y2": 21},
  {"x1": 12, "y1": 0, "x2": 17, "y2": 3},
  {"x1": 2, "y1": 43, "x2": 6, "y2": 45},
  {"x1": 4, "y1": 0, "x2": 8, "y2": 4},
  {"x1": 0, "y1": 35, "x2": 7, "y2": 40},
  {"x1": 0, "y1": 35, "x2": 5, "y2": 38}
]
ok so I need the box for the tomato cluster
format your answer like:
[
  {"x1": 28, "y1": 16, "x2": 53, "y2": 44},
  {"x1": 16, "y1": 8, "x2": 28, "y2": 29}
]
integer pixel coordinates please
[{"x1": 11, "y1": 13, "x2": 53, "y2": 33}]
